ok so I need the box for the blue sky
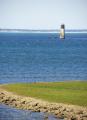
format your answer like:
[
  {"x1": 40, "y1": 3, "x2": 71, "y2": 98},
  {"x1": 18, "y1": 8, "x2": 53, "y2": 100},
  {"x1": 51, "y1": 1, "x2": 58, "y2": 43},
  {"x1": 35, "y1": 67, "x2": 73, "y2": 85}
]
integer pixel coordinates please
[{"x1": 0, "y1": 0, "x2": 87, "y2": 29}]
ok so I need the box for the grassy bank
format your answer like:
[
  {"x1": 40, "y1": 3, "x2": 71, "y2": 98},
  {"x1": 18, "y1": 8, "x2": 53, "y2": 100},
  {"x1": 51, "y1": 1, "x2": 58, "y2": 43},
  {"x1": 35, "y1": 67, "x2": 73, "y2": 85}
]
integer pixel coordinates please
[{"x1": 0, "y1": 81, "x2": 87, "y2": 106}]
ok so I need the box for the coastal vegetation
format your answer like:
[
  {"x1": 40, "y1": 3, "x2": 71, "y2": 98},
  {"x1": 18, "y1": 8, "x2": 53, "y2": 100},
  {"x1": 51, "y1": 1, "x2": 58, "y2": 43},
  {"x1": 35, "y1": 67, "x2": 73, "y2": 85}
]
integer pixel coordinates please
[{"x1": 0, "y1": 81, "x2": 87, "y2": 106}]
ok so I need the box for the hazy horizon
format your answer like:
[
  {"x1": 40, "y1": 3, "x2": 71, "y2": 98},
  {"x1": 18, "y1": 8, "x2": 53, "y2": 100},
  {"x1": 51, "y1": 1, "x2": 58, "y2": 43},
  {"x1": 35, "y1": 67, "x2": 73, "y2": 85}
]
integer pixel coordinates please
[
  {"x1": 0, "y1": 0, "x2": 87, "y2": 29},
  {"x1": 0, "y1": 27, "x2": 87, "y2": 31}
]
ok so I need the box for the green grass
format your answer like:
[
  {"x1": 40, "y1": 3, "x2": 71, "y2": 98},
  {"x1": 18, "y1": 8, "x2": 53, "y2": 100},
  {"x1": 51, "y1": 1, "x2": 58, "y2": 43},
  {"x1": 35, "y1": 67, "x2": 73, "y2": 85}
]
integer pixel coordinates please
[{"x1": 0, "y1": 81, "x2": 87, "y2": 106}]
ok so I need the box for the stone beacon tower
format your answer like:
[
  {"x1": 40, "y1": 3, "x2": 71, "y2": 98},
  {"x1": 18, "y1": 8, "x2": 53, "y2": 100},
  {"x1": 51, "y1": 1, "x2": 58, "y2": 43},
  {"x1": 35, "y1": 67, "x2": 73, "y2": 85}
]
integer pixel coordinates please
[{"x1": 60, "y1": 24, "x2": 65, "y2": 39}]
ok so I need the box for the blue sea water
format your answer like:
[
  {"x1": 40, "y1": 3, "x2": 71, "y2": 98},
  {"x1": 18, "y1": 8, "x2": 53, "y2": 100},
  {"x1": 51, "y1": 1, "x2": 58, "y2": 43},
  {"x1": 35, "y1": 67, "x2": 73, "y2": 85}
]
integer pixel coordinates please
[
  {"x1": 0, "y1": 32, "x2": 87, "y2": 84},
  {"x1": 0, "y1": 32, "x2": 87, "y2": 120}
]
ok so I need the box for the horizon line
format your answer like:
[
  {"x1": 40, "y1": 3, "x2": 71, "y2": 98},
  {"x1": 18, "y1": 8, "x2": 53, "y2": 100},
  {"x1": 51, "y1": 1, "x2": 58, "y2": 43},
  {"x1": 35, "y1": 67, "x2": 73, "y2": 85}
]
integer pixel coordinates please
[
  {"x1": 0, "y1": 28, "x2": 87, "y2": 31},
  {"x1": 0, "y1": 28, "x2": 87, "y2": 34}
]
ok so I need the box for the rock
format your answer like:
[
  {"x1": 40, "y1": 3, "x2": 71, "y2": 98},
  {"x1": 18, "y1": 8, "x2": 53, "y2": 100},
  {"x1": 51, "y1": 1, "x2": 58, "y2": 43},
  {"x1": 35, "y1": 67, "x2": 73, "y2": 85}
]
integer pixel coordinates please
[
  {"x1": 0, "y1": 92, "x2": 5, "y2": 96},
  {"x1": 82, "y1": 114, "x2": 87, "y2": 117},
  {"x1": 57, "y1": 114, "x2": 64, "y2": 119},
  {"x1": 76, "y1": 110, "x2": 83, "y2": 114},
  {"x1": 21, "y1": 100, "x2": 26, "y2": 104},
  {"x1": 11, "y1": 98, "x2": 16, "y2": 102},
  {"x1": 0, "y1": 94, "x2": 5, "y2": 99},
  {"x1": 66, "y1": 108, "x2": 72, "y2": 112},
  {"x1": 83, "y1": 118, "x2": 87, "y2": 120},
  {"x1": 62, "y1": 107, "x2": 66, "y2": 111},
  {"x1": 41, "y1": 108, "x2": 48, "y2": 113},
  {"x1": 49, "y1": 106, "x2": 58, "y2": 111},
  {"x1": 2, "y1": 98, "x2": 9, "y2": 103},
  {"x1": 71, "y1": 116, "x2": 77, "y2": 120}
]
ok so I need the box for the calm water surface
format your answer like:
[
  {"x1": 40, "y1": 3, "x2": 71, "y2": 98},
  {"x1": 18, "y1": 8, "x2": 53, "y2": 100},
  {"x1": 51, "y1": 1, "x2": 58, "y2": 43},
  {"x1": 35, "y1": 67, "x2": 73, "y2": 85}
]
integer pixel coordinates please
[{"x1": 0, "y1": 32, "x2": 87, "y2": 84}]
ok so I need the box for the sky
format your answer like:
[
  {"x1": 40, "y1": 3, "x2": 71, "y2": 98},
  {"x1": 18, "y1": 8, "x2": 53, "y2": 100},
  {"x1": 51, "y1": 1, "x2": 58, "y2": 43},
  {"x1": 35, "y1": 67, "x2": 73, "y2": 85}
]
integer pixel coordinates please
[{"x1": 0, "y1": 0, "x2": 87, "y2": 29}]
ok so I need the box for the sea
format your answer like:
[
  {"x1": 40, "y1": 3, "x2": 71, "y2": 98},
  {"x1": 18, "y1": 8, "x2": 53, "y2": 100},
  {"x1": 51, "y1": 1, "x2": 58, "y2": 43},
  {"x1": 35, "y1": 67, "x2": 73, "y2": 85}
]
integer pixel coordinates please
[{"x1": 0, "y1": 31, "x2": 87, "y2": 120}]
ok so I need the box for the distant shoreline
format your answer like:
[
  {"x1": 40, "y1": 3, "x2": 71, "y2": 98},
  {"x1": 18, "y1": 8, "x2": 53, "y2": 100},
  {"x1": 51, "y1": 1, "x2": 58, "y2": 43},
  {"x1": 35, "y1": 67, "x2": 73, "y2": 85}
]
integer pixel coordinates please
[{"x1": 0, "y1": 29, "x2": 87, "y2": 33}]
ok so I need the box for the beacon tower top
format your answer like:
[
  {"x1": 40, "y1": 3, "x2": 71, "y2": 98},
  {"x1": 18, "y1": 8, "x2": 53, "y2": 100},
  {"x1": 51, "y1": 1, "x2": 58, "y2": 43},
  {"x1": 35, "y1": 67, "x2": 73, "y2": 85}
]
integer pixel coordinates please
[{"x1": 60, "y1": 24, "x2": 65, "y2": 39}]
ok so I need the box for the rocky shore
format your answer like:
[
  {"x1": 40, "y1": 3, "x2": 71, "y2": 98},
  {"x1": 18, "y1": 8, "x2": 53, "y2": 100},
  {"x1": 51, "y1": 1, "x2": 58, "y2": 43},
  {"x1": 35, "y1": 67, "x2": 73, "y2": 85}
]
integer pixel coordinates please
[{"x1": 0, "y1": 89, "x2": 87, "y2": 120}]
